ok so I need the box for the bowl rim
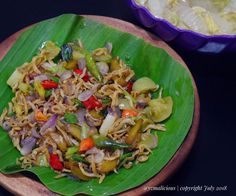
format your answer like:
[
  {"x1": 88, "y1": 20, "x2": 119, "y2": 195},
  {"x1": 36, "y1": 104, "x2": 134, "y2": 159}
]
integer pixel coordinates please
[{"x1": 129, "y1": 0, "x2": 236, "y2": 39}]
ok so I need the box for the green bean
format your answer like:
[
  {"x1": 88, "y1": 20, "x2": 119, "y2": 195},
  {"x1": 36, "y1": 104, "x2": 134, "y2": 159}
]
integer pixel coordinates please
[{"x1": 85, "y1": 52, "x2": 103, "y2": 82}]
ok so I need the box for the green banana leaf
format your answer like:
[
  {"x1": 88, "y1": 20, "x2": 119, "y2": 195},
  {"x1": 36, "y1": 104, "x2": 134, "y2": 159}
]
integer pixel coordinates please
[{"x1": 0, "y1": 14, "x2": 194, "y2": 196}]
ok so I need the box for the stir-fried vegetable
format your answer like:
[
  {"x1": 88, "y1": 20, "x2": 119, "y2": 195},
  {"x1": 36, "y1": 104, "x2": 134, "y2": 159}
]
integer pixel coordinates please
[
  {"x1": 71, "y1": 163, "x2": 92, "y2": 181},
  {"x1": 132, "y1": 77, "x2": 158, "y2": 92},
  {"x1": 85, "y1": 52, "x2": 103, "y2": 82},
  {"x1": 64, "y1": 113, "x2": 78, "y2": 124},
  {"x1": 18, "y1": 83, "x2": 31, "y2": 93},
  {"x1": 64, "y1": 60, "x2": 77, "y2": 70},
  {"x1": 36, "y1": 154, "x2": 49, "y2": 167},
  {"x1": 148, "y1": 96, "x2": 173, "y2": 122},
  {"x1": 82, "y1": 96, "x2": 102, "y2": 110},
  {"x1": 42, "y1": 41, "x2": 61, "y2": 60},
  {"x1": 48, "y1": 75, "x2": 60, "y2": 83},
  {"x1": 68, "y1": 124, "x2": 81, "y2": 140},
  {"x1": 81, "y1": 122, "x2": 89, "y2": 140},
  {"x1": 61, "y1": 44, "x2": 73, "y2": 62},
  {"x1": 50, "y1": 154, "x2": 63, "y2": 171},
  {"x1": 99, "y1": 113, "x2": 116, "y2": 136},
  {"x1": 41, "y1": 80, "x2": 59, "y2": 89},
  {"x1": 1, "y1": 40, "x2": 174, "y2": 184},
  {"x1": 125, "y1": 119, "x2": 143, "y2": 145},
  {"x1": 110, "y1": 58, "x2": 121, "y2": 71},
  {"x1": 20, "y1": 137, "x2": 36, "y2": 156},
  {"x1": 93, "y1": 135, "x2": 130, "y2": 149},
  {"x1": 34, "y1": 80, "x2": 45, "y2": 98},
  {"x1": 122, "y1": 109, "x2": 138, "y2": 118},
  {"x1": 74, "y1": 69, "x2": 90, "y2": 82},
  {"x1": 98, "y1": 159, "x2": 118, "y2": 173},
  {"x1": 79, "y1": 138, "x2": 95, "y2": 152},
  {"x1": 71, "y1": 154, "x2": 89, "y2": 164},
  {"x1": 7, "y1": 69, "x2": 24, "y2": 89},
  {"x1": 45, "y1": 89, "x2": 52, "y2": 98},
  {"x1": 35, "y1": 110, "x2": 48, "y2": 122},
  {"x1": 65, "y1": 146, "x2": 78, "y2": 159},
  {"x1": 50, "y1": 132, "x2": 67, "y2": 152}
]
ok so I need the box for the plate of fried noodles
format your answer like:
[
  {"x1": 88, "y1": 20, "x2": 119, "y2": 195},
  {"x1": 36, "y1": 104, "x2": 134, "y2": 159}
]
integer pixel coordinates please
[{"x1": 0, "y1": 15, "x2": 199, "y2": 196}]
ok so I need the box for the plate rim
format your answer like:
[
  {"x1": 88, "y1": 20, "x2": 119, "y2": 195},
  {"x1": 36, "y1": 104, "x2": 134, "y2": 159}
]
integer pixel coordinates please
[{"x1": 0, "y1": 15, "x2": 200, "y2": 196}]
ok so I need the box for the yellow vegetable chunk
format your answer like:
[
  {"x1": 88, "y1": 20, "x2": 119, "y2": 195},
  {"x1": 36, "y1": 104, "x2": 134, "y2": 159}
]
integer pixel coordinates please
[
  {"x1": 49, "y1": 132, "x2": 67, "y2": 152},
  {"x1": 98, "y1": 159, "x2": 118, "y2": 173},
  {"x1": 125, "y1": 119, "x2": 143, "y2": 145},
  {"x1": 71, "y1": 164, "x2": 92, "y2": 181},
  {"x1": 132, "y1": 77, "x2": 158, "y2": 92},
  {"x1": 149, "y1": 96, "x2": 173, "y2": 122},
  {"x1": 64, "y1": 60, "x2": 77, "y2": 70},
  {"x1": 68, "y1": 124, "x2": 81, "y2": 140}
]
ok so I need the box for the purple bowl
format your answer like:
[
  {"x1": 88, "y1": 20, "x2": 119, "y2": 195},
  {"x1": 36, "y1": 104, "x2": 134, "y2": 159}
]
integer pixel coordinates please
[{"x1": 128, "y1": 0, "x2": 236, "y2": 53}]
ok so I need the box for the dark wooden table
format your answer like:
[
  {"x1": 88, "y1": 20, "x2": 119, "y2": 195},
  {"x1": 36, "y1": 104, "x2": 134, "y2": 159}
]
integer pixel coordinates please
[{"x1": 0, "y1": 0, "x2": 235, "y2": 196}]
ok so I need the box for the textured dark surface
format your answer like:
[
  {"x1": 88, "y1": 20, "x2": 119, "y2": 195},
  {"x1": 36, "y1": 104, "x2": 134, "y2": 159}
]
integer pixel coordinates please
[{"x1": 0, "y1": 0, "x2": 235, "y2": 196}]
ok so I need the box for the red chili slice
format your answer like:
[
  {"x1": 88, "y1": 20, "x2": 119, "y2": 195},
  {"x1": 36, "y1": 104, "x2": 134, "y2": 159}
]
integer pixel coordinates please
[
  {"x1": 82, "y1": 96, "x2": 102, "y2": 110},
  {"x1": 74, "y1": 69, "x2": 89, "y2": 82},
  {"x1": 41, "y1": 80, "x2": 59, "y2": 89},
  {"x1": 49, "y1": 154, "x2": 63, "y2": 171}
]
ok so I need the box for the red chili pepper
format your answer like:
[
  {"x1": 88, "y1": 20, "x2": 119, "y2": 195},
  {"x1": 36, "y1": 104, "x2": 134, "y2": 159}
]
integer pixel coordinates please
[
  {"x1": 41, "y1": 80, "x2": 59, "y2": 89},
  {"x1": 50, "y1": 154, "x2": 63, "y2": 171},
  {"x1": 126, "y1": 82, "x2": 133, "y2": 93},
  {"x1": 74, "y1": 69, "x2": 89, "y2": 82},
  {"x1": 82, "y1": 96, "x2": 102, "y2": 110}
]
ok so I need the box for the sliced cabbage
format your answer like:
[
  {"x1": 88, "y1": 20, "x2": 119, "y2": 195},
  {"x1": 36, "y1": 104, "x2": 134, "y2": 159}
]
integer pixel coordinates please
[
  {"x1": 148, "y1": 96, "x2": 173, "y2": 122},
  {"x1": 192, "y1": 6, "x2": 220, "y2": 35},
  {"x1": 136, "y1": 0, "x2": 147, "y2": 6},
  {"x1": 168, "y1": 0, "x2": 178, "y2": 7},
  {"x1": 213, "y1": 0, "x2": 230, "y2": 10},
  {"x1": 177, "y1": 5, "x2": 208, "y2": 34},
  {"x1": 147, "y1": 0, "x2": 167, "y2": 18},
  {"x1": 7, "y1": 69, "x2": 24, "y2": 89},
  {"x1": 221, "y1": 11, "x2": 236, "y2": 21}
]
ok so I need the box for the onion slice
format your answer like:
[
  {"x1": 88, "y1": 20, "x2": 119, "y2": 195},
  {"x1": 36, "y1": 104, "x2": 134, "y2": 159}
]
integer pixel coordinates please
[
  {"x1": 31, "y1": 128, "x2": 41, "y2": 138},
  {"x1": 105, "y1": 42, "x2": 112, "y2": 53},
  {"x1": 40, "y1": 114, "x2": 58, "y2": 135},
  {"x1": 2, "y1": 121, "x2": 11, "y2": 131},
  {"x1": 78, "y1": 58, "x2": 86, "y2": 70},
  {"x1": 85, "y1": 147, "x2": 105, "y2": 163},
  {"x1": 140, "y1": 133, "x2": 158, "y2": 149},
  {"x1": 60, "y1": 71, "x2": 72, "y2": 82},
  {"x1": 20, "y1": 137, "x2": 36, "y2": 155},
  {"x1": 41, "y1": 62, "x2": 53, "y2": 70},
  {"x1": 34, "y1": 74, "x2": 48, "y2": 82},
  {"x1": 96, "y1": 62, "x2": 109, "y2": 75},
  {"x1": 78, "y1": 90, "x2": 93, "y2": 102},
  {"x1": 77, "y1": 109, "x2": 86, "y2": 126},
  {"x1": 99, "y1": 113, "x2": 117, "y2": 136}
]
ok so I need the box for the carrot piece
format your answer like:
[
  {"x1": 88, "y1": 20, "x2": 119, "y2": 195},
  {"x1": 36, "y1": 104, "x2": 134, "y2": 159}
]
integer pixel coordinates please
[
  {"x1": 122, "y1": 109, "x2": 138, "y2": 118},
  {"x1": 79, "y1": 138, "x2": 94, "y2": 152},
  {"x1": 35, "y1": 110, "x2": 48, "y2": 122}
]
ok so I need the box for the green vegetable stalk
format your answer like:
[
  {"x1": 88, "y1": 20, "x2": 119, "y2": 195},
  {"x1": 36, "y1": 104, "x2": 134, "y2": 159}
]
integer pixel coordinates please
[
  {"x1": 120, "y1": 152, "x2": 133, "y2": 161},
  {"x1": 64, "y1": 113, "x2": 78, "y2": 124},
  {"x1": 72, "y1": 154, "x2": 89, "y2": 164},
  {"x1": 93, "y1": 135, "x2": 130, "y2": 149},
  {"x1": 65, "y1": 146, "x2": 78, "y2": 159},
  {"x1": 85, "y1": 52, "x2": 103, "y2": 82}
]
